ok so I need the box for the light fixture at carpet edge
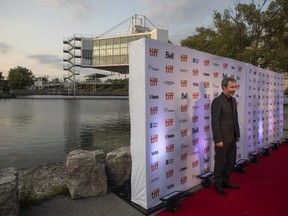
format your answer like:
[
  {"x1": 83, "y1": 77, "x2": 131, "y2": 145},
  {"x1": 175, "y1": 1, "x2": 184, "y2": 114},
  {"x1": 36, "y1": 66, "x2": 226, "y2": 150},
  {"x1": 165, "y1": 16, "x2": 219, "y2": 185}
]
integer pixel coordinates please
[
  {"x1": 197, "y1": 171, "x2": 214, "y2": 187},
  {"x1": 160, "y1": 190, "x2": 193, "y2": 212},
  {"x1": 249, "y1": 151, "x2": 260, "y2": 163},
  {"x1": 270, "y1": 141, "x2": 280, "y2": 150},
  {"x1": 235, "y1": 159, "x2": 249, "y2": 173},
  {"x1": 261, "y1": 146, "x2": 270, "y2": 156}
]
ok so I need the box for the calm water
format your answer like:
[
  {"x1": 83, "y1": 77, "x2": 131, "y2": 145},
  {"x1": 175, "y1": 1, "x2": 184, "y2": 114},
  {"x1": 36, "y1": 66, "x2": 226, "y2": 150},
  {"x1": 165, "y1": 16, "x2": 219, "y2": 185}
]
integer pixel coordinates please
[
  {"x1": 1, "y1": 99, "x2": 288, "y2": 170},
  {"x1": 0, "y1": 99, "x2": 130, "y2": 169}
]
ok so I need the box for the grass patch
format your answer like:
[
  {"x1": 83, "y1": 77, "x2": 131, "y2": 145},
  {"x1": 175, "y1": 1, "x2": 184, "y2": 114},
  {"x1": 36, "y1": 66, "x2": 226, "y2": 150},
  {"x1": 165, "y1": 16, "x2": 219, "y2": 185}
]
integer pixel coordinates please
[{"x1": 19, "y1": 176, "x2": 69, "y2": 208}]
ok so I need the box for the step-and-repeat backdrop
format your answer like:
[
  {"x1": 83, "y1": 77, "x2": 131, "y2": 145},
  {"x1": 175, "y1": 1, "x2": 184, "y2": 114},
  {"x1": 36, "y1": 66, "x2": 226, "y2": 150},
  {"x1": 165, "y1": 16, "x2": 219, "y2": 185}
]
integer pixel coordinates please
[{"x1": 129, "y1": 38, "x2": 283, "y2": 209}]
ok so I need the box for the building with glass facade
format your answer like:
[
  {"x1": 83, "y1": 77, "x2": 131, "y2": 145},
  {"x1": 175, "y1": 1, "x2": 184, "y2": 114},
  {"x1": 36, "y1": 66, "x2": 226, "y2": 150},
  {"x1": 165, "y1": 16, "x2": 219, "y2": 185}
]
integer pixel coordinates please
[{"x1": 63, "y1": 14, "x2": 175, "y2": 82}]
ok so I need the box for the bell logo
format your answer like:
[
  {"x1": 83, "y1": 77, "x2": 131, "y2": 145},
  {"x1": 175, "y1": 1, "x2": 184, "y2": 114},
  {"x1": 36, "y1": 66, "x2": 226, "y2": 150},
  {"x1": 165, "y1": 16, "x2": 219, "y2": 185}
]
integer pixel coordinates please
[
  {"x1": 223, "y1": 63, "x2": 228, "y2": 69},
  {"x1": 165, "y1": 65, "x2": 174, "y2": 73},
  {"x1": 150, "y1": 106, "x2": 158, "y2": 115},
  {"x1": 204, "y1": 59, "x2": 210, "y2": 66},
  {"x1": 204, "y1": 157, "x2": 210, "y2": 164},
  {"x1": 182, "y1": 93, "x2": 188, "y2": 99},
  {"x1": 181, "y1": 54, "x2": 188, "y2": 62},
  {"x1": 151, "y1": 161, "x2": 159, "y2": 171},
  {"x1": 213, "y1": 72, "x2": 219, "y2": 78},
  {"x1": 165, "y1": 92, "x2": 174, "y2": 100},
  {"x1": 238, "y1": 66, "x2": 242, "y2": 72},
  {"x1": 165, "y1": 118, "x2": 174, "y2": 127},
  {"x1": 192, "y1": 127, "x2": 199, "y2": 134},
  {"x1": 150, "y1": 78, "x2": 158, "y2": 86},
  {"x1": 149, "y1": 48, "x2": 158, "y2": 57},
  {"x1": 192, "y1": 69, "x2": 199, "y2": 76},
  {"x1": 181, "y1": 80, "x2": 187, "y2": 87},
  {"x1": 151, "y1": 188, "x2": 160, "y2": 199},
  {"x1": 181, "y1": 105, "x2": 188, "y2": 112},
  {"x1": 151, "y1": 134, "x2": 158, "y2": 143},
  {"x1": 166, "y1": 51, "x2": 174, "y2": 59}
]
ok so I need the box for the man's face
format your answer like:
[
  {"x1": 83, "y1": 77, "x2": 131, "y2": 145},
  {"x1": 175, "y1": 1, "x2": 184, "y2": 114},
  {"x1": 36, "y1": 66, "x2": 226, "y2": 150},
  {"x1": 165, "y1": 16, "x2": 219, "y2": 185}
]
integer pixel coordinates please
[{"x1": 223, "y1": 81, "x2": 237, "y2": 97}]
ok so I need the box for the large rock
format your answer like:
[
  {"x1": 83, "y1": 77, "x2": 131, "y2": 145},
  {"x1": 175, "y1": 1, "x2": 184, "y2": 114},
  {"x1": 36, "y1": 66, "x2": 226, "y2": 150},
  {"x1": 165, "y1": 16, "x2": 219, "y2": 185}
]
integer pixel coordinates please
[
  {"x1": 66, "y1": 150, "x2": 107, "y2": 199},
  {"x1": 105, "y1": 146, "x2": 131, "y2": 185},
  {"x1": 0, "y1": 167, "x2": 19, "y2": 216}
]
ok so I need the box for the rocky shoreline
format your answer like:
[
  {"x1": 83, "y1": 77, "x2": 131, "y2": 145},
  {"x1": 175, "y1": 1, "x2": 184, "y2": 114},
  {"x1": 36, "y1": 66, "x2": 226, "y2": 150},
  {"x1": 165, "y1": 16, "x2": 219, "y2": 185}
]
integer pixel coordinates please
[{"x1": 18, "y1": 162, "x2": 67, "y2": 197}]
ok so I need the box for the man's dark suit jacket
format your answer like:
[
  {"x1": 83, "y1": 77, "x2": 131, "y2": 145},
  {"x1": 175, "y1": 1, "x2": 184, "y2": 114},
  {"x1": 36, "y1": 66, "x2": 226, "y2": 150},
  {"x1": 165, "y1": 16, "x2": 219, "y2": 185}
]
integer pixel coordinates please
[{"x1": 211, "y1": 92, "x2": 240, "y2": 144}]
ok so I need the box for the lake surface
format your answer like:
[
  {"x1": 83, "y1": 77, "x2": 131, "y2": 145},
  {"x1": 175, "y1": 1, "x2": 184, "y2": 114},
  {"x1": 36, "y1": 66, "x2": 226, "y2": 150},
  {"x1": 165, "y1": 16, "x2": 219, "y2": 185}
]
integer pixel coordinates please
[
  {"x1": 0, "y1": 99, "x2": 130, "y2": 169},
  {"x1": 1, "y1": 99, "x2": 288, "y2": 170}
]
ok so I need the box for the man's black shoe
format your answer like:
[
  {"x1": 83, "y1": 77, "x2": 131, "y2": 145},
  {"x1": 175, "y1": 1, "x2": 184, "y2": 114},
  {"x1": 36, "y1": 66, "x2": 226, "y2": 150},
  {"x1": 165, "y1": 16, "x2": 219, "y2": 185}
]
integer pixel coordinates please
[
  {"x1": 223, "y1": 182, "x2": 240, "y2": 189},
  {"x1": 215, "y1": 186, "x2": 227, "y2": 196}
]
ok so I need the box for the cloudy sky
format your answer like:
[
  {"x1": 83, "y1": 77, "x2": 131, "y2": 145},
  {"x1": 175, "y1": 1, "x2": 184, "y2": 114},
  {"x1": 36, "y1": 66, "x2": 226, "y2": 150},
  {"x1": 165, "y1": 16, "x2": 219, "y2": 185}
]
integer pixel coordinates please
[{"x1": 0, "y1": 0, "x2": 253, "y2": 79}]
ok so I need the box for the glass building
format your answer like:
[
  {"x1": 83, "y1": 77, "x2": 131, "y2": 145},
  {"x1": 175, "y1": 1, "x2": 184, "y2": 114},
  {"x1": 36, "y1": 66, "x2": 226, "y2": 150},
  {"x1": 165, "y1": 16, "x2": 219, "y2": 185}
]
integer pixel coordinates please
[{"x1": 63, "y1": 14, "x2": 175, "y2": 79}]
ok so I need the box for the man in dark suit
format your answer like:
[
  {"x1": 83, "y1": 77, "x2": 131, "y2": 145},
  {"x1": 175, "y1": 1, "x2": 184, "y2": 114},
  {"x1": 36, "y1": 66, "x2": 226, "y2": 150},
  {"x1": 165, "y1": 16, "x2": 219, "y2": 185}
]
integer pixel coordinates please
[{"x1": 211, "y1": 77, "x2": 240, "y2": 196}]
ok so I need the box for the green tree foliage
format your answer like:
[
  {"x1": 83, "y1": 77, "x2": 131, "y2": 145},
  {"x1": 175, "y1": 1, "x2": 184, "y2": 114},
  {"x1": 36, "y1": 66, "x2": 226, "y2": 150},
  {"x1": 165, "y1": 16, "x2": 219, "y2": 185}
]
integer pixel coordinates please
[
  {"x1": 7, "y1": 66, "x2": 34, "y2": 89},
  {"x1": 180, "y1": 0, "x2": 288, "y2": 72}
]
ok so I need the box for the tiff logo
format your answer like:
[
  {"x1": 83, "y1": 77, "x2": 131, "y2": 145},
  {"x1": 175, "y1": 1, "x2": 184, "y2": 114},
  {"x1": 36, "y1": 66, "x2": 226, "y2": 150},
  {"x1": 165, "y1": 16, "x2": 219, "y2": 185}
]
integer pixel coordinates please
[
  {"x1": 166, "y1": 169, "x2": 174, "y2": 178},
  {"x1": 150, "y1": 106, "x2": 158, "y2": 115},
  {"x1": 149, "y1": 48, "x2": 158, "y2": 57},
  {"x1": 166, "y1": 144, "x2": 175, "y2": 153},
  {"x1": 192, "y1": 160, "x2": 199, "y2": 168},
  {"x1": 165, "y1": 118, "x2": 174, "y2": 127},
  {"x1": 165, "y1": 92, "x2": 174, "y2": 100},
  {"x1": 150, "y1": 78, "x2": 158, "y2": 86},
  {"x1": 204, "y1": 82, "x2": 209, "y2": 88},
  {"x1": 151, "y1": 161, "x2": 159, "y2": 171},
  {"x1": 204, "y1": 59, "x2": 210, "y2": 66},
  {"x1": 181, "y1": 105, "x2": 188, "y2": 112},
  {"x1": 181, "y1": 153, "x2": 187, "y2": 161},
  {"x1": 192, "y1": 69, "x2": 199, "y2": 76},
  {"x1": 193, "y1": 92, "x2": 199, "y2": 99},
  {"x1": 181, "y1": 80, "x2": 187, "y2": 87},
  {"x1": 180, "y1": 176, "x2": 188, "y2": 185},
  {"x1": 181, "y1": 129, "x2": 188, "y2": 137},
  {"x1": 151, "y1": 188, "x2": 160, "y2": 199},
  {"x1": 213, "y1": 72, "x2": 219, "y2": 78},
  {"x1": 151, "y1": 134, "x2": 158, "y2": 143},
  {"x1": 166, "y1": 65, "x2": 174, "y2": 73},
  {"x1": 192, "y1": 115, "x2": 198, "y2": 122},
  {"x1": 181, "y1": 54, "x2": 188, "y2": 62}
]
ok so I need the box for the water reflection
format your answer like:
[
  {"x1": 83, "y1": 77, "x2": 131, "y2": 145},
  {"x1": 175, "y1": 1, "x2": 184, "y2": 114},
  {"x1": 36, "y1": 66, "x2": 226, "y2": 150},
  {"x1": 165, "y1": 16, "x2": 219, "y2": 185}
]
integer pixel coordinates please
[{"x1": 63, "y1": 100, "x2": 82, "y2": 152}]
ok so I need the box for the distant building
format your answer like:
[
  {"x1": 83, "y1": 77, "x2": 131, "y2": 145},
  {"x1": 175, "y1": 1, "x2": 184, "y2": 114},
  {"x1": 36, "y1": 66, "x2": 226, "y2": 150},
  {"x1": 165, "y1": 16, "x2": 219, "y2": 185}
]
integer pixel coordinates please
[{"x1": 63, "y1": 14, "x2": 175, "y2": 85}]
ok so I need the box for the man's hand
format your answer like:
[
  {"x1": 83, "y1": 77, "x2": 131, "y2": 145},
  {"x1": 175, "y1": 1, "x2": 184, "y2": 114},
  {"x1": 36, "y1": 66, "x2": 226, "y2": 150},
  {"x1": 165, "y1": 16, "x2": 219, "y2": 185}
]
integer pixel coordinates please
[{"x1": 215, "y1": 141, "x2": 224, "y2": 147}]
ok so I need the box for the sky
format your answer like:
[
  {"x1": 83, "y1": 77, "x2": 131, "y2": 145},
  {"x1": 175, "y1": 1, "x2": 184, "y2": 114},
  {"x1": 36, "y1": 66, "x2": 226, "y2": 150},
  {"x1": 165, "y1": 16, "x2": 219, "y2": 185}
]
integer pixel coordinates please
[{"x1": 0, "y1": 0, "x2": 253, "y2": 80}]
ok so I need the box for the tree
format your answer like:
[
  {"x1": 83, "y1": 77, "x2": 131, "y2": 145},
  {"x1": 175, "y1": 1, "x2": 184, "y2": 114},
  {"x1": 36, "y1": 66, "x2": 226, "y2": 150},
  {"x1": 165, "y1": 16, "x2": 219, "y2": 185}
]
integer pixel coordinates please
[
  {"x1": 7, "y1": 66, "x2": 34, "y2": 89},
  {"x1": 180, "y1": 0, "x2": 288, "y2": 72},
  {"x1": 0, "y1": 72, "x2": 4, "y2": 80}
]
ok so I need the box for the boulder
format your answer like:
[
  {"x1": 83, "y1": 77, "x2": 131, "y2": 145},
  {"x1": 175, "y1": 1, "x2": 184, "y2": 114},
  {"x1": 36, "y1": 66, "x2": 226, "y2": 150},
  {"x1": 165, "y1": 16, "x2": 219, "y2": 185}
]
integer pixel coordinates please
[
  {"x1": 0, "y1": 167, "x2": 19, "y2": 216},
  {"x1": 66, "y1": 150, "x2": 107, "y2": 199},
  {"x1": 105, "y1": 146, "x2": 131, "y2": 185}
]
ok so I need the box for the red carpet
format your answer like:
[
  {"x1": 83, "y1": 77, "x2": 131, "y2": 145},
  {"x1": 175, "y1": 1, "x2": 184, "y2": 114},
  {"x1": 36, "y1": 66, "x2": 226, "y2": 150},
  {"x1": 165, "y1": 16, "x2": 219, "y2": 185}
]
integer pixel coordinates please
[{"x1": 156, "y1": 144, "x2": 288, "y2": 216}]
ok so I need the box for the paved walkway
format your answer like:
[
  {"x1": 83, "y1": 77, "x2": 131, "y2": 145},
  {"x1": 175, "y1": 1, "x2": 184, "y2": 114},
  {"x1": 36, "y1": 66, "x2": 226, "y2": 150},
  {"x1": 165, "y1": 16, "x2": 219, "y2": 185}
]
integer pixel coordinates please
[{"x1": 20, "y1": 192, "x2": 159, "y2": 216}]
